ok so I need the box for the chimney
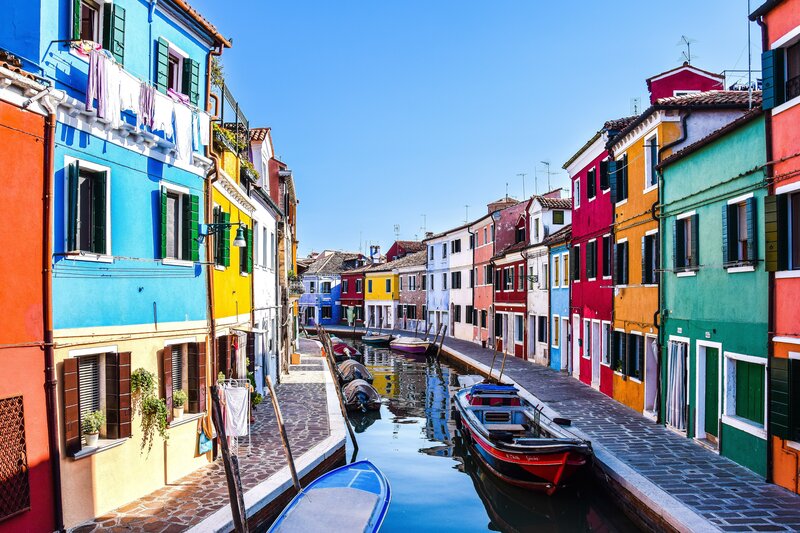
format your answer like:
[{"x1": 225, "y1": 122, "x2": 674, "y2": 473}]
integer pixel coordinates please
[
  {"x1": 369, "y1": 245, "x2": 381, "y2": 264},
  {"x1": 425, "y1": 232, "x2": 434, "y2": 239}
]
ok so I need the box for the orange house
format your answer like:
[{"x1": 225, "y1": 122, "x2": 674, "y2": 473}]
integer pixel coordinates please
[{"x1": 607, "y1": 82, "x2": 753, "y2": 418}]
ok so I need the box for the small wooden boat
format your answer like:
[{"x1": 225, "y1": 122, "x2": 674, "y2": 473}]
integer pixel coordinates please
[
  {"x1": 343, "y1": 379, "x2": 382, "y2": 412},
  {"x1": 338, "y1": 359, "x2": 374, "y2": 384},
  {"x1": 454, "y1": 383, "x2": 592, "y2": 495},
  {"x1": 333, "y1": 342, "x2": 361, "y2": 362},
  {"x1": 389, "y1": 336, "x2": 431, "y2": 354},
  {"x1": 268, "y1": 460, "x2": 391, "y2": 533},
  {"x1": 362, "y1": 332, "x2": 393, "y2": 345}
]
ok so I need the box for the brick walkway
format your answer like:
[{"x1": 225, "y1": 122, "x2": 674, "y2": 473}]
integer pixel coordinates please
[
  {"x1": 437, "y1": 335, "x2": 800, "y2": 532},
  {"x1": 71, "y1": 340, "x2": 328, "y2": 532}
]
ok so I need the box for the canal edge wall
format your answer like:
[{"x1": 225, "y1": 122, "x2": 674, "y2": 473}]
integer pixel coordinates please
[
  {"x1": 438, "y1": 344, "x2": 719, "y2": 533},
  {"x1": 188, "y1": 353, "x2": 348, "y2": 533}
]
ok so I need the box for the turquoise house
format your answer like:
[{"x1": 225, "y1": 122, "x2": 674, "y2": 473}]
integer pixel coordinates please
[
  {"x1": 546, "y1": 226, "x2": 571, "y2": 371},
  {"x1": 658, "y1": 110, "x2": 768, "y2": 477}
]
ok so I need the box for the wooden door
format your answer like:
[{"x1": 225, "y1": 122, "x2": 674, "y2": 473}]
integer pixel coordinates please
[{"x1": 704, "y1": 347, "x2": 720, "y2": 438}]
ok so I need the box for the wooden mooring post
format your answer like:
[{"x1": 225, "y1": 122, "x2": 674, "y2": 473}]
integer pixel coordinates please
[
  {"x1": 210, "y1": 385, "x2": 249, "y2": 533},
  {"x1": 320, "y1": 328, "x2": 359, "y2": 453},
  {"x1": 265, "y1": 376, "x2": 301, "y2": 492},
  {"x1": 435, "y1": 324, "x2": 447, "y2": 359}
]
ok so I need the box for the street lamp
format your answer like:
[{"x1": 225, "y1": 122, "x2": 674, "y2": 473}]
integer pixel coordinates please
[{"x1": 199, "y1": 222, "x2": 248, "y2": 247}]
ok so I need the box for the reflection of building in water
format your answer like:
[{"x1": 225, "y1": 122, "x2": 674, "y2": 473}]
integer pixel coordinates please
[
  {"x1": 425, "y1": 363, "x2": 451, "y2": 444},
  {"x1": 363, "y1": 348, "x2": 398, "y2": 399}
]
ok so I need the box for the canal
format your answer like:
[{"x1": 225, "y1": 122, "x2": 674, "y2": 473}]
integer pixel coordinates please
[{"x1": 345, "y1": 342, "x2": 641, "y2": 532}]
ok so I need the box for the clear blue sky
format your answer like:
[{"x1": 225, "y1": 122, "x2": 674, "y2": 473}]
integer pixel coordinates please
[{"x1": 194, "y1": 0, "x2": 760, "y2": 256}]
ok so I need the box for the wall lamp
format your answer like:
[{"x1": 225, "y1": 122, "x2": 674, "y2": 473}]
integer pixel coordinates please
[{"x1": 198, "y1": 222, "x2": 247, "y2": 247}]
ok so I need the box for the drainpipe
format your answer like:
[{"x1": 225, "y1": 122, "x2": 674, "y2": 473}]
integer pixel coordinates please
[
  {"x1": 757, "y1": 15, "x2": 776, "y2": 484},
  {"x1": 40, "y1": 96, "x2": 64, "y2": 532},
  {"x1": 654, "y1": 110, "x2": 691, "y2": 425},
  {"x1": 467, "y1": 225, "x2": 476, "y2": 341}
]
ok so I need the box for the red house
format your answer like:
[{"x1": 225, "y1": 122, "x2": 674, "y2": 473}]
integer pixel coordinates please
[
  {"x1": 340, "y1": 267, "x2": 368, "y2": 325},
  {"x1": 385, "y1": 240, "x2": 425, "y2": 261},
  {"x1": 494, "y1": 242, "x2": 528, "y2": 359},
  {"x1": 564, "y1": 117, "x2": 635, "y2": 397},
  {"x1": 645, "y1": 62, "x2": 724, "y2": 103}
]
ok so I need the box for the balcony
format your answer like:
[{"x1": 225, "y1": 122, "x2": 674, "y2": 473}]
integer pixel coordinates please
[
  {"x1": 289, "y1": 280, "x2": 305, "y2": 297},
  {"x1": 211, "y1": 81, "x2": 259, "y2": 185}
]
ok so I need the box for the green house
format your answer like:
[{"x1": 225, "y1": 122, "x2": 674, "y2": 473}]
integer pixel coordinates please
[{"x1": 658, "y1": 111, "x2": 768, "y2": 477}]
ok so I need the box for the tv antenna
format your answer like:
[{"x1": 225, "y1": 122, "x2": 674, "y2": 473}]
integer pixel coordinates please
[
  {"x1": 540, "y1": 161, "x2": 553, "y2": 192},
  {"x1": 464, "y1": 205, "x2": 470, "y2": 224},
  {"x1": 677, "y1": 35, "x2": 697, "y2": 64},
  {"x1": 393, "y1": 224, "x2": 400, "y2": 241},
  {"x1": 517, "y1": 172, "x2": 527, "y2": 199},
  {"x1": 421, "y1": 214, "x2": 427, "y2": 235},
  {"x1": 630, "y1": 97, "x2": 641, "y2": 115}
]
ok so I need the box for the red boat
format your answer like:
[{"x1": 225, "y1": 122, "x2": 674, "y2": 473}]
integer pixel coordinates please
[
  {"x1": 332, "y1": 342, "x2": 361, "y2": 362},
  {"x1": 454, "y1": 383, "x2": 592, "y2": 495}
]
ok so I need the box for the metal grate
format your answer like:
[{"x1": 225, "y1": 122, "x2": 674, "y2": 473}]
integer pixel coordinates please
[
  {"x1": 79, "y1": 355, "x2": 100, "y2": 422},
  {"x1": 0, "y1": 396, "x2": 30, "y2": 521},
  {"x1": 172, "y1": 345, "x2": 183, "y2": 395}
]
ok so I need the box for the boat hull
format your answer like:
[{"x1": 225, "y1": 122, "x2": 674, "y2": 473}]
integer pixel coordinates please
[
  {"x1": 362, "y1": 334, "x2": 392, "y2": 345},
  {"x1": 389, "y1": 341, "x2": 430, "y2": 354}
]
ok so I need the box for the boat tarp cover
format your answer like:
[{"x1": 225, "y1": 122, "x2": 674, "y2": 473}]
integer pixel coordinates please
[
  {"x1": 272, "y1": 487, "x2": 379, "y2": 532},
  {"x1": 471, "y1": 383, "x2": 518, "y2": 394},
  {"x1": 343, "y1": 379, "x2": 381, "y2": 404},
  {"x1": 339, "y1": 360, "x2": 373, "y2": 381}
]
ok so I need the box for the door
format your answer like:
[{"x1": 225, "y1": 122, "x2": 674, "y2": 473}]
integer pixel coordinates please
[
  {"x1": 591, "y1": 321, "x2": 601, "y2": 387},
  {"x1": 528, "y1": 315, "x2": 536, "y2": 359},
  {"x1": 704, "y1": 347, "x2": 720, "y2": 439},
  {"x1": 561, "y1": 317, "x2": 569, "y2": 371},
  {"x1": 666, "y1": 340, "x2": 688, "y2": 431},
  {"x1": 644, "y1": 336, "x2": 658, "y2": 418},
  {"x1": 572, "y1": 315, "x2": 581, "y2": 379}
]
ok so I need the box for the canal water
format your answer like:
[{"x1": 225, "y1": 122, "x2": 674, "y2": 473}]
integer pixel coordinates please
[{"x1": 345, "y1": 342, "x2": 641, "y2": 533}]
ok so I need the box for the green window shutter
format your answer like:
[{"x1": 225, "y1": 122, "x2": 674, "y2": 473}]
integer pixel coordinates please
[
  {"x1": 182, "y1": 59, "x2": 200, "y2": 106},
  {"x1": 735, "y1": 360, "x2": 765, "y2": 424},
  {"x1": 770, "y1": 357, "x2": 791, "y2": 440},
  {"x1": 92, "y1": 172, "x2": 107, "y2": 254},
  {"x1": 67, "y1": 161, "x2": 79, "y2": 251},
  {"x1": 72, "y1": 0, "x2": 82, "y2": 40},
  {"x1": 156, "y1": 37, "x2": 170, "y2": 94},
  {"x1": 722, "y1": 204, "x2": 730, "y2": 265},
  {"x1": 690, "y1": 215, "x2": 699, "y2": 268},
  {"x1": 674, "y1": 219, "x2": 684, "y2": 269},
  {"x1": 746, "y1": 197, "x2": 757, "y2": 263},
  {"x1": 608, "y1": 160, "x2": 618, "y2": 204},
  {"x1": 102, "y1": 4, "x2": 125, "y2": 65},
  {"x1": 221, "y1": 211, "x2": 231, "y2": 267},
  {"x1": 213, "y1": 207, "x2": 221, "y2": 265},
  {"x1": 621, "y1": 155, "x2": 629, "y2": 200},
  {"x1": 761, "y1": 49, "x2": 785, "y2": 111},
  {"x1": 160, "y1": 188, "x2": 168, "y2": 259},
  {"x1": 189, "y1": 195, "x2": 200, "y2": 262},
  {"x1": 764, "y1": 194, "x2": 788, "y2": 272},
  {"x1": 246, "y1": 227, "x2": 253, "y2": 273}
]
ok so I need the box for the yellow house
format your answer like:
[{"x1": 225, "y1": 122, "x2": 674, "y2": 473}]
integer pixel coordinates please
[{"x1": 364, "y1": 265, "x2": 399, "y2": 329}]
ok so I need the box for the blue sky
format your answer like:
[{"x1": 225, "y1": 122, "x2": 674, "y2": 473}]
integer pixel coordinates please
[{"x1": 194, "y1": 0, "x2": 760, "y2": 256}]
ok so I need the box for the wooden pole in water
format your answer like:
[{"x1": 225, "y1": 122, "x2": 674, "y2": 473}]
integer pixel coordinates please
[
  {"x1": 488, "y1": 343, "x2": 499, "y2": 382},
  {"x1": 265, "y1": 376, "x2": 301, "y2": 492},
  {"x1": 435, "y1": 324, "x2": 447, "y2": 358},
  {"x1": 322, "y1": 328, "x2": 359, "y2": 452},
  {"x1": 210, "y1": 385, "x2": 249, "y2": 533},
  {"x1": 431, "y1": 323, "x2": 442, "y2": 349},
  {"x1": 498, "y1": 345, "x2": 509, "y2": 382}
]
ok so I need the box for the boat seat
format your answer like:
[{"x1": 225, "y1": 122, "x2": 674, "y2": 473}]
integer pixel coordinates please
[{"x1": 485, "y1": 423, "x2": 526, "y2": 433}]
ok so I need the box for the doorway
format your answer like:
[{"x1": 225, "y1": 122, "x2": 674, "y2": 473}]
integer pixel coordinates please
[
  {"x1": 665, "y1": 338, "x2": 689, "y2": 432},
  {"x1": 528, "y1": 315, "x2": 536, "y2": 360},
  {"x1": 572, "y1": 314, "x2": 581, "y2": 379},
  {"x1": 696, "y1": 341, "x2": 722, "y2": 447},
  {"x1": 561, "y1": 317, "x2": 569, "y2": 371},
  {"x1": 591, "y1": 321, "x2": 601, "y2": 387},
  {"x1": 643, "y1": 335, "x2": 658, "y2": 420}
]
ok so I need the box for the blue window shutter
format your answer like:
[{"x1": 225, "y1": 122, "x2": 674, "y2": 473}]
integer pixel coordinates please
[
  {"x1": 722, "y1": 204, "x2": 730, "y2": 265},
  {"x1": 92, "y1": 172, "x2": 107, "y2": 254},
  {"x1": 67, "y1": 161, "x2": 79, "y2": 251},
  {"x1": 746, "y1": 197, "x2": 757, "y2": 262},
  {"x1": 761, "y1": 49, "x2": 785, "y2": 111}
]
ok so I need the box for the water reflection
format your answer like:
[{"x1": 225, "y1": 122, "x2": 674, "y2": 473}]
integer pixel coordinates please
[{"x1": 349, "y1": 343, "x2": 640, "y2": 533}]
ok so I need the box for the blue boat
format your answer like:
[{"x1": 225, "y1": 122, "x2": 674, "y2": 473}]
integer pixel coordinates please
[{"x1": 269, "y1": 460, "x2": 391, "y2": 532}]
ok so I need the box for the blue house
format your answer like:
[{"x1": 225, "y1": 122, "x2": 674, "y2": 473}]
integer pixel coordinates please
[
  {"x1": 424, "y1": 233, "x2": 451, "y2": 335},
  {"x1": 0, "y1": 1, "x2": 230, "y2": 528},
  {"x1": 546, "y1": 226, "x2": 571, "y2": 371},
  {"x1": 300, "y1": 251, "x2": 365, "y2": 327}
]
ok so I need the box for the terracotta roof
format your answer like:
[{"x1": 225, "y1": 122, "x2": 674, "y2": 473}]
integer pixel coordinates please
[
  {"x1": 306, "y1": 251, "x2": 364, "y2": 275},
  {"x1": 542, "y1": 225, "x2": 572, "y2": 246},
  {"x1": 389, "y1": 250, "x2": 427, "y2": 269},
  {"x1": 395, "y1": 241, "x2": 426, "y2": 253},
  {"x1": 249, "y1": 127, "x2": 271, "y2": 141},
  {"x1": 609, "y1": 91, "x2": 761, "y2": 149},
  {"x1": 657, "y1": 108, "x2": 763, "y2": 170},
  {"x1": 533, "y1": 196, "x2": 572, "y2": 210},
  {"x1": 645, "y1": 62, "x2": 723, "y2": 84},
  {"x1": 562, "y1": 115, "x2": 638, "y2": 170},
  {"x1": 604, "y1": 116, "x2": 638, "y2": 132},
  {"x1": 171, "y1": 0, "x2": 231, "y2": 47}
]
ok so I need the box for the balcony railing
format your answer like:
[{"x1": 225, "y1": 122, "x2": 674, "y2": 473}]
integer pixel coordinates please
[{"x1": 289, "y1": 280, "x2": 305, "y2": 296}]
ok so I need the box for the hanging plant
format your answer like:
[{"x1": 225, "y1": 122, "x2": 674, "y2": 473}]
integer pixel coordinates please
[
  {"x1": 140, "y1": 396, "x2": 169, "y2": 454},
  {"x1": 131, "y1": 368, "x2": 156, "y2": 415},
  {"x1": 211, "y1": 57, "x2": 225, "y2": 88}
]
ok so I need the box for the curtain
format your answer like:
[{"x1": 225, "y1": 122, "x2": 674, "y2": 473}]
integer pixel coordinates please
[{"x1": 666, "y1": 341, "x2": 687, "y2": 430}]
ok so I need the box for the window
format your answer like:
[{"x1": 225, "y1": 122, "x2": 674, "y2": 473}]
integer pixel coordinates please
[
  {"x1": 553, "y1": 210, "x2": 564, "y2": 225},
  {"x1": 452, "y1": 239, "x2": 462, "y2": 253},
  {"x1": 540, "y1": 263, "x2": 548, "y2": 290},
  {"x1": 586, "y1": 240, "x2": 597, "y2": 280},
  {"x1": 309, "y1": 281, "x2": 316, "y2": 293},
  {"x1": 642, "y1": 233, "x2": 658, "y2": 285},
  {"x1": 356, "y1": 279, "x2": 363, "y2": 293},
  {"x1": 724, "y1": 353, "x2": 767, "y2": 436},
  {"x1": 342, "y1": 279, "x2": 349, "y2": 293},
  {"x1": 615, "y1": 241, "x2": 629, "y2": 285},
  {"x1": 466, "y1": 305, "x2": 475, "y2": 325},
  {"x1": 627, "y1": 334, "x2": 644, "y2": 380},
  {"x1": 764, "y1": 41, "x2": 800, "y2": 109},
  {"x1": 484, "y1": 265, "x2": 493, "y2": 285},
  {"x1": 516, "y1": 225, "x2": 526, "y2": 243},
  {"x1": 490, "y1": 224, "x2": 495, "y2": 241},
  {"x1": 518, "y1": 266, "x2": 525, "y2": 291},
  {"x1": 442, "y1": 273, "x2": 448, "y2": 290},
  {"x1": 771, "y1": 358, "x2": 800, "y2": 443},
  {"x1": 767, "y1": 191, "x2": 800, "y2": 271},
  {"x1": 611, "y1": 155, "x2": 629, "y2": 203},
  {"x1": 787, "y1": 41, "x2": 800, "y2": 101},
  {"x1": 601, "y1": 322, "x2": 611, "y2": 365},
  {"x1": 600, "y1": 160, "x2": 610, "y2": 190},
  {"x1": 644, "y1": 133, "x2": 658, "y2": 189},
  {"x1": 583, "y1": 320, "x2": 591, "y2": 359},
  {"x1": 552, "y1": 316, "x2": 560, "y2": 348},
  {"x1": 452, "y1": 271, "x2": 462, "y2": 289},
  {"x1": 320, "y1": 281, "x2": 331, "y2": 294},
  {"x1": 484, "y1": 227, "x2": 488, "y2": 244},
  {"x1": 261, "y1": 227, "x2": 268, "y2": 267},
  {"x1": 406, "y1": 305, "x2": 417, "y2": 320},
  {"x1": 587, "y1": 168, "x2": 596, "y2": 200},
  {"x1": 80, "y1": 0, "x2": 100, "y2": 42},
  {"x1": 321, "y1": 306, "x2": 332, "y2": 320},
  {"x1": 480, "y1": 311, "x2": 487, "y2": 328},
  {"x1": 563, "y1": 252, "x2": 569, "y2": 286},
  {"x1": 612, "y1": 331, "x2": 626, "y2": 372},
  {"x1": 571, "y1": 244, "x2": 581, "y2": 282},
  {"x1": 724, "y1": 197, "x2": 756, "y2": 266},
  {"x1": 470, "y1": 268, "x2": 475, "y2": 288},
  {"x1": 429, "y1": 246, "x2": 434, "y2": 260},
  {"x1": 503, "y1": 267, "x2": 513, "y2": 291},
  {"x1": 528, "y1": 265, "x2": 535, "y2": 290},
  {"x1": 385, "y1": 279, "x2": 391, "y2": 293},
  {"x1": 0, "y1": 396, "x2": 30, "y2": 521},
  {"x1": 574, "y1": 178, "x2": 581, "y2": 208},
  {"x1": 409, "y1": 275, "x2": 417, "y2": 291},
  {"x1": 454, "y1": 305, "x2": 462, "y2": 323},
  {"x1": 515, "y1": 315, "x2": 524, "y2": 343},
  {"x1": 66, "y1": 160, "x2": 110, "y2": 256},
  {"x1": 469, "y1": 234, "x2": 475, "y2": 249},
  {"x1": 442, "y1": 243, "x2": 448, "y2": 258},
  {"x1": 367, "y1": 280, "x2": 372, "y2": 293},
  {"x1": 399, "y1": 276, "x2": 404, "y2": 291},
  {"x1": 494, "y1": 269, "x2": 501, "y2": 291},
  {"x1": 553, "y1": 256, "x2": 560, "y2": 288},
  {"x1": 602, "y1": 236, "x2": 612, "y2": 278},
  {"x1": 429, "y1": 274, "x2": 434, "y2": 290},
  {"x1": 421, "y1": 274, "x2": 427, "y2": 290},
  {"x1": 537, "y1": 316, "x2": 547, "y2": 343},
  {"x1": 675, "y1": 214, "x2": 699, "y2": 271}
]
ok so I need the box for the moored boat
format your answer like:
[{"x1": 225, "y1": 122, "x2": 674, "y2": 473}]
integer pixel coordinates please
[
  {"x1": 454, "y1": 383, "x2": 592, "y2": 495},
  {"x1": 333, "y1": 342, "x2": 361, "y2": 362},
  {"x1": 338, "y1": 359, "x2": 374, "y2": 384},
  {"x1": 388, "y1": 336, "x2": 430, "y2": 354},
  {"x1": 268, "y1": 460, "x2": 391, "y2": 533},
  {"x1": 362, "y1": 332, "x2": 393, "y2": 345},
  {"x1": 343, "y1": 379, "x2": 382, "y2": 412}
]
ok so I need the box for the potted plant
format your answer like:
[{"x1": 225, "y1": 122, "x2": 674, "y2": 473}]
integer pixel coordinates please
[
  {"x1": 172, "y1": 390, "x2": 188, "y2": 419},
  {"x1": 82, "y1": 410, "x2": 105, "y2": 447}
]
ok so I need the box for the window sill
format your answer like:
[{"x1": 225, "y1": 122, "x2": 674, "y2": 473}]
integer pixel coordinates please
[
  {"x1": 726, "y1": 265, "x2": 755, "y2": 274},
  {"x1": 615, "y1": 199, "x2": 628, "y2": 207},
  {"x1": 162, "y1": 258, "x2": 195, "y2": 267},
  {"x1": 776, "y1": 270, "x2": 800, "y2": 279},
  {"x1": 168, "y1": 412, "x2": 204, "y2": 429},
  {"x1": 215, "y1": 265, "x2": 226, "y2": 271},
  {"x1": 676, "y1": 270, "x2": 697, "y2": 277},
  {"x1": 772, "y1": 94, "x2": 800, "y2": 116},
  {"x1": 643, "y1": 184, "x2": 658, "y2": 195},
  {"x1": 587, "y1": 277, "x2": 596, "y2": 282},
  {"x1": 601, "y1": 361, "x2": 611, "y2": 368},
  {"x1": 721, "y1": 414, "x2": 767, "y2": 440},
  {"x1": 71, "y1": 437, "x2": 128, "y2": 460},
  {"x1": 65, "y1": 252, "x2": 114, "y2": 263},
  {"x1": 240, "y1": 272, "x2": 250, "y2": 277}
]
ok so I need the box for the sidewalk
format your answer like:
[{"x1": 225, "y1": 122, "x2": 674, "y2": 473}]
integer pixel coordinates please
[{"x1": 71, "y1": 339, "x2": 344, "y2": 532}]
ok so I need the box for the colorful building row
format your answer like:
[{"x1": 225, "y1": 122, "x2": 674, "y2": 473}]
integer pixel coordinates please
[{"x1": 0, "y1": 0, "x2": 300, "y2": 529}]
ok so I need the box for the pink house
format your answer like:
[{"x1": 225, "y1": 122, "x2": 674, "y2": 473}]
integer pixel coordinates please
[
  {"x1": 564, "y1": 117, "x2": 636, "y2": 397},
  {"x1": 470, "y1": 212, "x2": 495, "y2": 346},
  {"x1": 645, "y1": 62, "x2": 724, "y2": 103}
]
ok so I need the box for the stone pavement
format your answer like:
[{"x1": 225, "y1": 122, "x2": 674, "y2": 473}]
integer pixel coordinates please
[
  {"x1": 437, "y1": 334, "x2": 800, "y2": 533},
  {"x1": 71, "y1": 339, "x2": 329, "y2": 532}
]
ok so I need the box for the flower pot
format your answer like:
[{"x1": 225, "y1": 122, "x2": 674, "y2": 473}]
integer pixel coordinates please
[
  {"x1": 173, "y1": 407, "x2": 184, "y2": 420},
  {"x1": 85, "y1": 432, "x2": 99, "y2": 447}
]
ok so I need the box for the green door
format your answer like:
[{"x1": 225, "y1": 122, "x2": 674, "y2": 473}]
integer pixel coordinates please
[{"x1": 704, "y1": 348, "x2": 720, "y2": 438}]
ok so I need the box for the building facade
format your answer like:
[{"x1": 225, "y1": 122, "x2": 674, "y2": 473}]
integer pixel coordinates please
[
  {"x1": 340, "y1": 269, "x2": 366, "y2": 326},
  {"x1": 365, "y1": 265, "x2": 399, "y2": 329},
  {"x1": 659, "y1": 110, "x2": 768, "y2": 476},
  {"x1": 470, "y1": 213, "x2": 495, "y2": 346},
  {"x1": 395, "y1": 251, "x2": 428, "y2": 333},
  {"x1": 300, "y1": 251, "x2": 364, "y2": 327},
  {"x1": 494, "y1": 243, "x2": 527, "y2": 359},
  {"x1": 750, "y1": 0, "x2": 800, "y2": 494},
  {"x1": 547, "y1": 226, "x2": 572, "y2": 372},
  {"x1": 425, "y1": 233, "x2": 451, "y2": 335},
  {"x1": 447, "y1": 226, "x2": 474, "y2": 341}
]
